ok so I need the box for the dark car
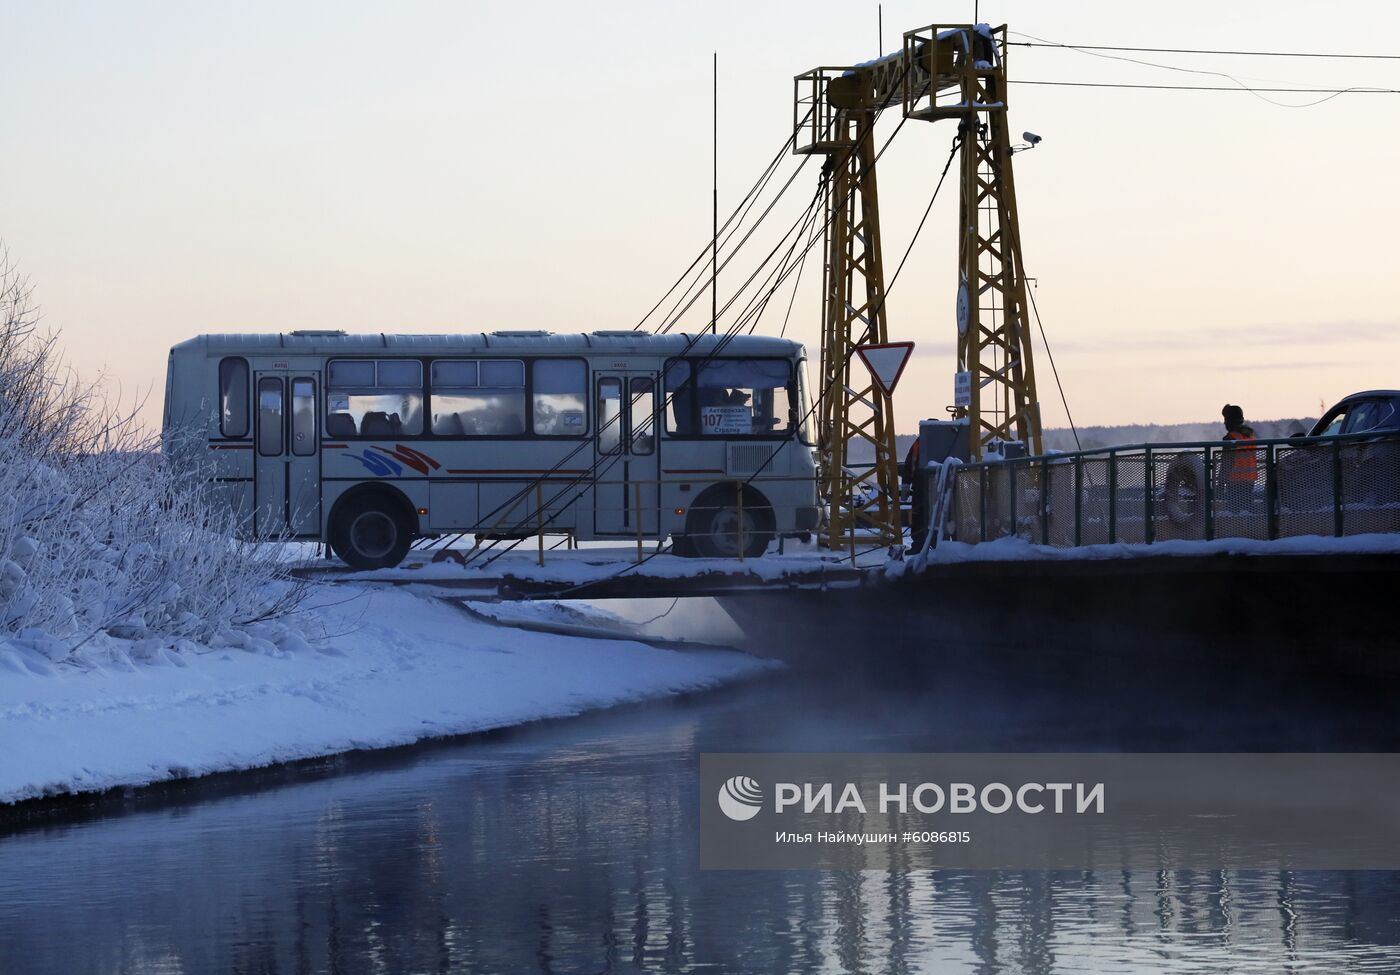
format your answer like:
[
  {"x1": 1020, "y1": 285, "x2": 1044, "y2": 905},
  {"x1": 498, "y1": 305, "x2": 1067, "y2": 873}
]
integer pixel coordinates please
[
  {"x1": 1307, "y1": 390, "x2": 1400, "y2": 438},
  {"x1": 1278, "y1": 390, "x2": 1400, "y2": 519}
]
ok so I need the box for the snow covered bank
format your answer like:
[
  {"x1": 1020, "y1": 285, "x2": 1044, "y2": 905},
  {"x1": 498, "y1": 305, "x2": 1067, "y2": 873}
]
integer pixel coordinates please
[
  {"x1": 0, "y1": 585, "x2": 775, "y2": 805},
  {"x1": 889, "y1": 531, "x2": 1400, "y2": 576},
  {"x1": 333, "y1": 542, "x2": 881, "y2": 587}
]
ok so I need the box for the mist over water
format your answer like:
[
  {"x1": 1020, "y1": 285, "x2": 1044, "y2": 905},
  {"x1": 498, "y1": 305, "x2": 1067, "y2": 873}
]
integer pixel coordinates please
[{"x1": 2, "y1": 593, "x2": 1398, "y2": 973}]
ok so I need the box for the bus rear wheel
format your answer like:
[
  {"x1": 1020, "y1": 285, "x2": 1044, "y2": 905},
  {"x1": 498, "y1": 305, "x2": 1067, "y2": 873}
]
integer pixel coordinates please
[
  {"x1": 687, "y1": 491, "x2": 773, "y2": 559},
  {"x1": 329, "y1": 494, "x2": 413, "y2": 570}
]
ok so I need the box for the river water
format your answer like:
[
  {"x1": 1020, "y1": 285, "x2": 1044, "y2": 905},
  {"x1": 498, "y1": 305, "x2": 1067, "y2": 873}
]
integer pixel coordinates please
[{"x1": 2, "y1": 598, "x2": 1399, "y2": 974}]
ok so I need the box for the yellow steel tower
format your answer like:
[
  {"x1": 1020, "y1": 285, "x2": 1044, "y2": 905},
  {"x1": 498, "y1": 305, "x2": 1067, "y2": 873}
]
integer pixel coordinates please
[
  {"x1": 793, "y1": 23, "x2": 1042, "y2": 548},
  {"x1": 794, "y1": 56, "x2": 910, "y2": 549},
  {"x1": 904, "y1": 23, "x2": 1042, "y2": 459}
]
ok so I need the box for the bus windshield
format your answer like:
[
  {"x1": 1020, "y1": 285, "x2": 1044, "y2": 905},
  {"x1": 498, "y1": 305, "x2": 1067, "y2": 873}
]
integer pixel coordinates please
[
  {"x1": 664, "y1": 358, "x2": 800, "y2": 439},
  {"x1": 796, "y1": 359, "x2": 813, "y2": 445}
]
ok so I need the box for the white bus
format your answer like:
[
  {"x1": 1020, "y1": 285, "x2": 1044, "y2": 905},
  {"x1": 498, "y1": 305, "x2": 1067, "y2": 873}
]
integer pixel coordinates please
[{"x1": 163, "y1": 330, "x2": 821, "y2": 568}]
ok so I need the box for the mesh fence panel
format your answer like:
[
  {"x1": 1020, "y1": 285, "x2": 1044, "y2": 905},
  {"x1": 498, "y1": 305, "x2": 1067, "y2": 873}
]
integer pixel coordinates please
[
  {"x1": 985, "y1": 464, "x2": 1013, "y2": 540},
  {"x1": 952, "y1": 468, "x2": 982, "y2": 542},
  {"x1": 941, "y1": 434, "x2": 1399, "y2": 550},
  {"x1": 1046, "y1": 458, "x2": 1076, "y2": 546},
  {"x1": 1152, "y1": 449, "x2": 1205, "y2": 542},
  {"x1": 1276, "y1": 441, "x2": 1336, "y2": 538},
  {"x1": 1080, "y1": 457, "x2": 1112, "y2": 545},
  {"x1": 1013, "y1": 462, "x2": 1041, "y2": 543},
  {"x1": 1341, "y1": 439, "x2": 1400, "y2": 536},
  {"x1": 1210, "y1": 441, "x2": 1268, "y2": 539},
  {"x1": 1112, "y1": 455, "x2": 1148, "y2": 545}
]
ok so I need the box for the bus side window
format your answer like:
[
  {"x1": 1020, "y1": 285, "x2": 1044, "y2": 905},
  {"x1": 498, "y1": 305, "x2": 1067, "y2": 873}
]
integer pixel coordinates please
[
  {"x1": 257, "y1": 378, "x2": 284, "y2": 456},
  {"x1": 630, "y1": 378, "x2": 655, "y2": 455},
  {"x1": 695, "y1": 359, "x2": 793, "y2": 435},
  {"x1": 664, "y1": 360, "x2": 694, "y2": 435},
  {"x1": 327, "y1": 359, "x2": 424, "y2": 437},
  {"x1": 430, "y1": 359, "x2": 526, "y2": 436},
  {"x1": 291, "y1": 378, "x2": 316, "y2": 456},
  {"x1": 532, "y1": 359, "x2": 587, "y2": 436},
  {"x1": 219, "y1": 357, "x2": 249, "y2": 438},
  {"x1": 597, "y1": 378, "x2": 622, "y2": 454}
]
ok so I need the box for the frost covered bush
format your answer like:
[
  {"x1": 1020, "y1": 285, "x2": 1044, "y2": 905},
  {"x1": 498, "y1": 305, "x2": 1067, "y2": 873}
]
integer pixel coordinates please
[{"x1": 0, "y1": 246, "x2": 306, "y2": 659}]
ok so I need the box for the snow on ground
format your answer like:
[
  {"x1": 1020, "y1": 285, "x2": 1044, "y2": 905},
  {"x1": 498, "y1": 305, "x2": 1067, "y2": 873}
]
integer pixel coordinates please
[
  {"x1": 464, "y1": 598, "x2": 647, "y2": 633},
  {"x1": 466, "y1": 595, "x2": 749, "y2": 645},
  {"x1": 327, "y1": 539, "x2": 883, "y2": 588},
  {"x1": 0, "y1": 585, "x2": 776, "y2": 805},
  {"x1": 895, "y1": 531, "x2": 1400, "y2": 575}
]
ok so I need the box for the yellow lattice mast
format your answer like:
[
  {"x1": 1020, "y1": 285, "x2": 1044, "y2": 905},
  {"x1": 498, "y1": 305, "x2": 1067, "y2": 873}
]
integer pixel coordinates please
[
  {"x1": 793, "y1": 23, "x2": 1042, "y2": 546},
  {"x1": 903, "y1": 23, "x2": 1042, "y2": 459},
  {"x1": 794, "y1": 57, "x2": 909, "y2": 548}
]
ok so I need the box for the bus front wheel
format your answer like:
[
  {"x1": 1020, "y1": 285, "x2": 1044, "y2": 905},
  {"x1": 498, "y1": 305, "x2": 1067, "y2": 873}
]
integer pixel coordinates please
[
  {"x1": 687, "y1": 489, "x2": 773, "y2": 559},
  {"x1": 329, "y1": 494, "x2": 414, "y2": 570}
]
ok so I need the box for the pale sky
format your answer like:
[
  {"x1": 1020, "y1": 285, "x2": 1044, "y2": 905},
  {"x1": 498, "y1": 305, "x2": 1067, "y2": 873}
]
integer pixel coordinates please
[{"x1": 3, "y1": 0, "x2": 1398, "y2": 432}]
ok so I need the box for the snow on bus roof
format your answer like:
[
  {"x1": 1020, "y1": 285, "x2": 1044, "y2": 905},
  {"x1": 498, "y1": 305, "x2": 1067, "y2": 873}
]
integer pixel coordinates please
[{"x1": 171, "y1": 331, "x2": 806, "y2": 357}]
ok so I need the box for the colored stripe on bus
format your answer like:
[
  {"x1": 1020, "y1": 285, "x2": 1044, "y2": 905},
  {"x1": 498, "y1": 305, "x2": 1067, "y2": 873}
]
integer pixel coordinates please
[{"x1": 444, "y1": 468, "x2": 591, "y2": 475}]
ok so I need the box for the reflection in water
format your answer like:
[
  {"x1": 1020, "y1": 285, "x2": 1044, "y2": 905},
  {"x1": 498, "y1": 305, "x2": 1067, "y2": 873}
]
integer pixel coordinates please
[{"x1": 3, "y1": 619, "x2": 1400, "y2": 973}]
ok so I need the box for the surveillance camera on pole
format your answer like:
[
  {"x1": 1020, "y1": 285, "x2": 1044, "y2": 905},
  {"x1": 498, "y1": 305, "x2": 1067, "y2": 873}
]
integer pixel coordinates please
[{"x1": 1011, "y1": 131, "x2": 1043, "y2": 155}]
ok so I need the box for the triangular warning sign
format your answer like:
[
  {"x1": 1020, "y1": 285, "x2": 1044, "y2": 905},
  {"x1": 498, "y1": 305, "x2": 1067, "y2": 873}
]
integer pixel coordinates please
[{"x1": 855, "y1": 342, "x2": 914, "y2": 396}]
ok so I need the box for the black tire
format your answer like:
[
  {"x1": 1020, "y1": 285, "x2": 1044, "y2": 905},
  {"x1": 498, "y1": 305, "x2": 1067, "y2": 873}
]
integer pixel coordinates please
[
  {"x1": 688, "y1": 491, "x2": 773, "y2": 559},
  {"x1": 329, "y1": 494, "x2": 414, "y2": 570}
]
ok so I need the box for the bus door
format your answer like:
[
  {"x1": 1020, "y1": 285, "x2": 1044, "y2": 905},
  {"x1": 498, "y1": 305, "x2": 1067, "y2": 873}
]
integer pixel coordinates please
[
  {"x1": 254, "y1": 370, "x2": 322, "y2": 537},
  {"x1": 593, "y1": 372, "x2": 659, "y2": 537}
]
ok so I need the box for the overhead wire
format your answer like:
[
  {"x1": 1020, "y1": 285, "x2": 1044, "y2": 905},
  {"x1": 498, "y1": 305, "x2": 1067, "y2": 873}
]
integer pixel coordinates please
[
  {"x1": 471, "y1": 188, "x2": 832, "y2": 574},
  {"x1": 656, "y1": 152, "x2": 817, "y2": 333},
  {"x1": 1025, "y1": 284, "x2": 1080, "y2": 452},
  {"x1": 651, "y1": 144, "x2": 809, "y2": 335},
  {"x1": 540, "y1": 132, "x2": 964, "y2": 594},
  {"x1": 660, "y1": 97, "x2": 917, "y2": 337},
  {"x1": 1006, "y1": 30, "x2": 1400, "y2": 436},
  {"x1": 1007, "y1": 40, "x2": 1400, "y2": 60},
  {"x1": 1012, "y1": 80, "x2": 1400, "y2": 105},
  {"x1": 393, "y1": 31, "x2": 1395, "y2": 584},
  {"x1": 1008, "y1": 30, "x2": 1400, "y2": 107},
  {"x1": 777, "y1": 196, "x2": 824, "y2": 338},
  {"x1": 451, "y1": 114, "x2": 841, "y2": 569},
  {"x1": 747, "y1": 196, "x2": 826, "y2": 336},
  {"x1": 551, "y1": 31, "x2": 1399, "y2": 581},
  {"x1": 720, "y1": 111, "x2": 918, "y2": 340},
  {"x1": 467, "y1": 89, "x2": 919, "y2": 576},
  {"x1": 453, "y1": 22, "x2": 1366, "y2": 572},
  {"x1": 463, "y1": 188, "x2": 827, "y2": 571},
  {"x1": 724, "y1": 180, "x2": 830, "y2": 336},
  {"x1": 460, "y1": 68, "x2": 986, "y2": 582},
  {"x1": 633, "y1": 111, "x2": 810, "y2": 332}
]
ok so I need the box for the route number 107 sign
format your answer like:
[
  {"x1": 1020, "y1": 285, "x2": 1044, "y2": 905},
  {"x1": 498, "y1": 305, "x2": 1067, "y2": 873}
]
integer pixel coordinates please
[{"x1": 701, "y1": 406, "x2": 751, "y2": 434}]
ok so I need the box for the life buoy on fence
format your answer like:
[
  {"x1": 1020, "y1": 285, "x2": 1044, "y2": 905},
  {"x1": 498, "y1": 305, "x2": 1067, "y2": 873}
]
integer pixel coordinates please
[{"x1": 1163, "y1": 454, "x2": 1206, "y2": 535}]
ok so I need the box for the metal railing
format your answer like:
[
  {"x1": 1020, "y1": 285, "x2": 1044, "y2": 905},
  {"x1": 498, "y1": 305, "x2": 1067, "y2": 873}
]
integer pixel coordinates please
[{"x1": 936, "y1": 431, "x2": 1400, "y2": 548}]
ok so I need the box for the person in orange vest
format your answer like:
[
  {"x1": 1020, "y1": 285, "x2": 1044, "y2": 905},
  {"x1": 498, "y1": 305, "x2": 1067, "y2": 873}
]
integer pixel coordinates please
[{"x1": 1220, "y1": 404, "x2": 1258, "y2": 512}]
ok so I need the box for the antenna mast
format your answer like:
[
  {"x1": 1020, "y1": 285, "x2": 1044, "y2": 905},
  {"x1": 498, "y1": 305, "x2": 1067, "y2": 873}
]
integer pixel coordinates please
[{"x1": 711, "y1": 51, "x2": 719, "y2": 334}]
